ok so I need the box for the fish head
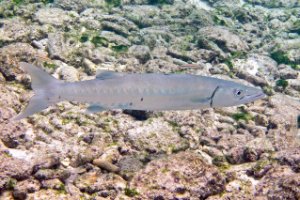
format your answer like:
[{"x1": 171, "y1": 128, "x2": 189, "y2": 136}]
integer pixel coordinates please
[{"x1": 211, "y1": 83, "x2": 266, "y2": 107}]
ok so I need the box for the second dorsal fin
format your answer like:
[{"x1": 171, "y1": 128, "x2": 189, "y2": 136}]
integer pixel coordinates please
[{"x1": 95, "y1": 70, "x2": 122, "y2": 80}]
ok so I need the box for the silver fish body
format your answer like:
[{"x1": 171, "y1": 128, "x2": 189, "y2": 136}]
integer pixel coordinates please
[{"x1": 13, "y1": 62, "x2": 266, "y2": 120}]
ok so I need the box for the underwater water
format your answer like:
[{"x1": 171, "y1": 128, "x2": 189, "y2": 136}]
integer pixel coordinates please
[{"x1": 0, "y1": 0, "x2": 299, "y2": 199}]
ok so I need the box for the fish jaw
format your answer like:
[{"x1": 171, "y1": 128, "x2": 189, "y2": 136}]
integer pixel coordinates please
[{"x1": 238, "y1": 88, "x2": 266, "y2": 105}]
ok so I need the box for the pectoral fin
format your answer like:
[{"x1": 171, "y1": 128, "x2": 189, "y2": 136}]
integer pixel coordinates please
[{"x1": 85, "y1": 104, "x2": 106, "y2": 113}]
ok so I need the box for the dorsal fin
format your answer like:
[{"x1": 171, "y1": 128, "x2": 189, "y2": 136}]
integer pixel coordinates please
[{"x1": 95, "y1": 70, "x2": 123, "y2": 80}]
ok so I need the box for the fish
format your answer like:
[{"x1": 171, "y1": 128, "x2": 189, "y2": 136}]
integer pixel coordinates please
[{"x1": 13, "y1": 62, "x2": 266, "y2": 120}]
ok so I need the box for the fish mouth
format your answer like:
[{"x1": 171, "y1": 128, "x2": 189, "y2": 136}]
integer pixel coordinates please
[
  {"x1": 251, "y1": 92, "x2": 266, "y2": 99},
  {"x1": 240, "y1": 92, "x2": 266, "y2": 103}
]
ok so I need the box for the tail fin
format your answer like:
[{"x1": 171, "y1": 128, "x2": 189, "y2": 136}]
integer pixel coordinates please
[{"x1": 13, "y1": 62, "x2": 61, "y2": 120}]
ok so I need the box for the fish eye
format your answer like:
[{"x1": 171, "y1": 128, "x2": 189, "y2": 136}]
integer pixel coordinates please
[{"x1": 234, "y1": 89, "x2": 243, "y2": 96}]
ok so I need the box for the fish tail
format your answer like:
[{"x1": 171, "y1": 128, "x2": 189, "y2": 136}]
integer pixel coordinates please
[{"x1": 12, "y1": 62, "x2": 62, "y2": 120}]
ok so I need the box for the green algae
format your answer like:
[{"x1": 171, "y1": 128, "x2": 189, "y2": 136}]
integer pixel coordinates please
[
  {"x1": 232, "y1": 107, "x2": 253, "y2": 122},
  {"x1": 57, "y1": 183, "x2": 67, "y2": 194},
  {"x1": 12, "y1": 0, "x2": 53, "y2": 5},
  {"x1": 263, "y1": 85, "x2": 274, "y2": 96},
  {"x1": 125, "y1": 187, "x2": 139, "y2": 197},
  {"x1": 276, "y1": 79, "x2": 289, "y2": 90},
  {"x1": 91, "y1": 36, "x2": 109, "y2": 47},
  {"x1": 12, "y1": 0, "x2": 23, "y2": 5},
  {"x1": 43, "y1": 62, "x2": 56, "y2": 69},
  {"x1": 232, "y1": 112, "x2": 253, "y2": 122},
  {"x1": 79, "y1": 34, "x2": 89, "y2": 43},
  {"x1": 251, "y1": 159, "x2": 270, "y2": 174},
  {"x1": 224, "y1": 51, "x2": 247, "y2": 71},
  {"x1": 111, "y1": 44, "x2": 128, "y2": 53},
  {"x1": 149, "y1": 0, "x2": 173, "y2": 5},
  {"x1": 105, "y1": 0, "x2": 121, "y2": 7},
  {"x1": 270, "y1": 50, "x2": 299, "y2": 70},
  {"x1": 6, "y1": 178, "x2": 17, "y2": 190}
]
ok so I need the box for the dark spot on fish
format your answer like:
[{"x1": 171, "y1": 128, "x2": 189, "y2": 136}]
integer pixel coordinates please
[
  {"x1": 140, "y1": 97, "x2": 143, "y2": 102},
  {"x1": 129, "y1": 102, "x2": 133, "y2": 106},
  {"x1": 58, "y1": 96, "x2": 61, "y2": 99}
]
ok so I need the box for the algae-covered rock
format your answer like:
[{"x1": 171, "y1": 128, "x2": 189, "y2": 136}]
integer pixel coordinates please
[
  {"x1": 130, "y1": 151, "x2": 226, "y2": 199},
  {"x1": 74, "y1": 171, "x2": 126, "y2": 195},
  {"x1": 47, "y1": 32, "x2": 79, "y2": 62},
  {"x1": 0, "y1": 152, "x2": 33, "y2": 186},
  {"x1": 0, "y1": 18, "x2": 31, "y2": 44},
  {"x1": 275, "y1": 148, "x2": 300, "y2": 172},
  {"x1": 255, "y1": 166, "x2": 300, "y2": 199},
  {"x1": 34, "y1": 7, "x2": 77, "y2": 27},
  {"x1": 54, "y1": 0, "x2": 104, "y2": 12},
  {"x1": 0, "y1": 43, "x2": 45, "y2": 81},
  {"x1": 13, "y1": 178, "x2": 40, "y2": 200},
  {"x1": 245, "y1": 0, "x2": 300, "y2": 8},
  {"x1": 127, "y1": 119, "x2": 189, "y2": 153},
  {"x1": 198, "y1": 26, "x2": 249, "y2": 55}
]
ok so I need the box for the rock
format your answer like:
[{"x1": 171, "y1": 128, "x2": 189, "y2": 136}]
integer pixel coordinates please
[
  {"x1": 34, "y1": 8, "x2": 77, "y2": 27},
  {"x1": 41, "y1": 178, "x2": 64, "y2": 190},
  {"x1": 232, "y1": 54, "x2": 278, "y2": 86},
  {"x1": 143, "y1": 59, "x2": 179, "y2": 73},
  {"x1": 0, "y1": 17, "x2": 31, "y2": 44},
  {"x1": 47, "y1": 32, "x2": 79, "y2": 62},
  {"x1": 57, "y1": 65, "x2": 79, "y2": 82},
  {"x1": 128, "y1": 45, "x2": 151, "y2": 63},
  {"x1": 140, "y1": 28, "x2": 175, "y2": 49},
  {"x1": 0, "y1": 152, "x2": 33, "y2": 181},
  {"x1": 34, "y1": 169, "x2": 66, "y2": 180},
  {"x1": 245, "y1": 138, "x2": 274, "y2": 155},
  {"x1": 127, "y1": 119, "x2": 189, "y2": 153},
  {"x1": 0, "y1": 122, "x2": 28, "y2": 148},
  {"x1": 130, "y1": 151, "x2": 226, "y2": 199},
  {"x1": 85, "y1": 47, "x2": 115, "y2": 65},
  {"x1": 93, "y1": 158, "x2": 119, "y2": 173},
  {"x1": 226, "y1": 146, "x2": 245, "y2": 164},
  {"x1": 255, "y1": 166, "x2": 300, "y2": 199},
  {"x1": 82, "y1": 58, "x2": 97, "y2": 75},
  {"x1": 100, "y1": 31, "x2": 131, "y2": 46},
  {"x1": 198, "y1": 26, "x2": 249, "y2": 54},
  {"x1": 99, "y1": 15, "x2": 138, "y2": 36},
  {"x1": 247, "y1": 159, "x2": 273, "y2": 179},
  {"x1": 54, "y1": 0, "x2": 103, "y2": 12},
  {"x1": 0, "y1": 43, "x2": 44, "y2": 81},
  {"x1": 121, "y1": 5, "x2": 161, "y2": 27},
  {"x1": 266, "y1": 94, "x2": 300, "y2": 149},
  {"x1": 275, "y1": 148, "x2": 300, "y2": 172},
  {"x1": 244, "y1": 0, "x2": 300, "y2": 8},
  {"x1": 74, "y1": 171, "x2": 126, "y2": 194},
  {"x1": 167, "y1": 46, "x2": 197, "y2": 62},
  {"x1": 79, "y1": 9, "x2": 103, "y2": 30},
  {"x1": 278, "y1": 67, "x2": 299, "y2": 79},
  {"x1": 26, "y1": 189, "x2": 72, "y2": 199},
  {"x1": 33, "y1": 155, "x2": 60, "y2": 173},
  {"x1": 225, "y1": 137, "x2": 274, "y2": 164},
  {"x1": 13, "y1": 178, "x2": 40, "y2": 200},
  {"x1": 116, "y1": 155, "x2": 144, "y2": 180},
  {"x1": 217, "y1": 133, "x2": 254, "y2": 150}
]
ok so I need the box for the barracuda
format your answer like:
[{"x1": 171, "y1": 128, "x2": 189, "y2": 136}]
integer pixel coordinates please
[{"x1": 13, "y1": 62, "x2": 266, "y2": 120}]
